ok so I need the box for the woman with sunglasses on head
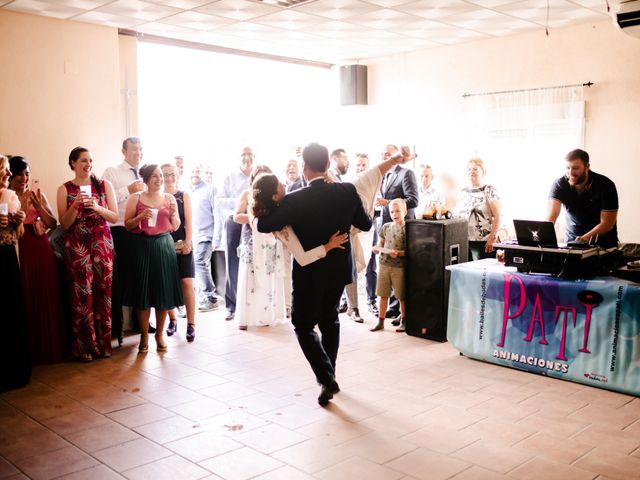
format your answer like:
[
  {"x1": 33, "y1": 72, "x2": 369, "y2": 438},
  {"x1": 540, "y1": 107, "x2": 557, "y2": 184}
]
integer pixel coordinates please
[
  {"x1": 10, "y1": 156, "x2": 66, "y2": 364},
  {"x1": 124, "y1": 164, "x2": 183, "y2": 354}
]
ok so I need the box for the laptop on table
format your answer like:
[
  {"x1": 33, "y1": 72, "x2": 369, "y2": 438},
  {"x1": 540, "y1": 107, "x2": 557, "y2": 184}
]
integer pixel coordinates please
[{"x1": 513, "y1": 219, "x2": 559, "y2": 248}]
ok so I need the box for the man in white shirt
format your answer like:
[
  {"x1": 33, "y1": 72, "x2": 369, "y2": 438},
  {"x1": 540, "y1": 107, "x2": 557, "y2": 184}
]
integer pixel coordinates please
[
  {"x1": 215, "y1": 147, "x2": 253, "y2": 321},
  {"x1": 102, "y1": 137, "x2": 145, "y2": 344}
]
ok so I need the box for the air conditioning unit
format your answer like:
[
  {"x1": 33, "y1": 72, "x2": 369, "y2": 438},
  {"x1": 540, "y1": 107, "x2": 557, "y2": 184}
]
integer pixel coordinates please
[{"x1": 614, "y1": 0, "x2": 640, "y2": 38}]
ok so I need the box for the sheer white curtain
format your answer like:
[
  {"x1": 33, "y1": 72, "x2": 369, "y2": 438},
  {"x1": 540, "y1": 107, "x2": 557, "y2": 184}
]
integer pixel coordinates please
[{"x1": 471, "y1": 85, "x2": 585, "y2": 240}]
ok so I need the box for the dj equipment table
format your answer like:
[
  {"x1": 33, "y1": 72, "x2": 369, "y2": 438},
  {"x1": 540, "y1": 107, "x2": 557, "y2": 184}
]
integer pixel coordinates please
[{"x1": 447, "y1": 260, "x2": 640, "y2": 396}]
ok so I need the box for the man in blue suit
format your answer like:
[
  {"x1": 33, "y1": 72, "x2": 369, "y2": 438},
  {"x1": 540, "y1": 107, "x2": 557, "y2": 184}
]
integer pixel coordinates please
[{"x1": 257, "y1": 143, "x2": 372, "y2": 406}]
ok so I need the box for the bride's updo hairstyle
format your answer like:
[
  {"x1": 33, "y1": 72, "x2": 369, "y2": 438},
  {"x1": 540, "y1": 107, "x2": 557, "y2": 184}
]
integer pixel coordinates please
[{"x1": 252, "y1": 173, "x2": 279, "y2": 219}]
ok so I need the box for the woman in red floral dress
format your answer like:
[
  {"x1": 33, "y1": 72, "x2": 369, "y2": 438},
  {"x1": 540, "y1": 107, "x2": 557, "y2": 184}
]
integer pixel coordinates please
[{"x1": 57, "y1": 147, "x2": 118, "y2": 362}]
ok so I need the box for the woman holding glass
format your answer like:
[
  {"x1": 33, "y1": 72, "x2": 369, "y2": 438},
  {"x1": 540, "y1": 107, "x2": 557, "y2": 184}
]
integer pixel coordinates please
[
  {"x1": 124, "y1": 164, "x2": 183, "y2": 353},
  {"x1": 10, "y1": 156, "x2": 66, "y2": 364},
  {"x1": 57, "y1": 147, "x2": 118, "y2": 362}
]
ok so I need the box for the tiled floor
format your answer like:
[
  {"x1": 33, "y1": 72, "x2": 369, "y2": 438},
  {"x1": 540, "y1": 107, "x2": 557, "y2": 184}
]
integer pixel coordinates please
[{"x1": 1, "y1": 307, "x2": 640, "y2": 480}]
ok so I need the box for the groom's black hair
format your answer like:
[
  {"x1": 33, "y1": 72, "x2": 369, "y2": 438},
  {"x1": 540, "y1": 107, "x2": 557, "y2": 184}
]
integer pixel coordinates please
[{"x1": 302, "y1": 143, "x2": 329, "y2": 172}]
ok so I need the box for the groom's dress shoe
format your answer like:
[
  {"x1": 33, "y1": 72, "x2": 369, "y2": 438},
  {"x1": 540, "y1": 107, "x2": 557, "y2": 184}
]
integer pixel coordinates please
[{"x1": 318, "y1": 381, "x2": 341, "y2": 407}]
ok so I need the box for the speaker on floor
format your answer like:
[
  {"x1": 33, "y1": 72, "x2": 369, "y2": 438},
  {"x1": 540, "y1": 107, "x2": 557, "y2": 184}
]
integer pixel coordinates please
[
  {"x1": 340, "y1": 65, "x2": 367, "y2": 106},
  {"x1": 405, "y1": 218, "x2": 468, "y2": 342}
]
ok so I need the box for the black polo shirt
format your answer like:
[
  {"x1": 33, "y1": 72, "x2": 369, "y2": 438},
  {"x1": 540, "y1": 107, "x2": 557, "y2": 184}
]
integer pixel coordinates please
[{"x1": 549, "y1": 170, "x2": 618, "y2": 248}]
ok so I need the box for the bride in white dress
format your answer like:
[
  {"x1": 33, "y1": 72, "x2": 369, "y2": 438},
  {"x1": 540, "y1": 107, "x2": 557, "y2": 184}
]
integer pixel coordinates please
[
  {"x1": 234, "y1": 166, "x2": 348, "y2": 330},
  {"x1": 249, "y1": 152, "x2": 408, "y2": 306}
]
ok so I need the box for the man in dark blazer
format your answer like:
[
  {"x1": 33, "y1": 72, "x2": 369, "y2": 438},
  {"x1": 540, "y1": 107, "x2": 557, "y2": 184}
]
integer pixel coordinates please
[{"x1": 257, "y1": 143, "x2": 372, "y2": 406}]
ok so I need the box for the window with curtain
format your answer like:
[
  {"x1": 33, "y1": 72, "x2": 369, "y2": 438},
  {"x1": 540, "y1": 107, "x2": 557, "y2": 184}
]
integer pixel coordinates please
[{"x1": 471, "y1": 85, "x2": 585, "y2": 241}]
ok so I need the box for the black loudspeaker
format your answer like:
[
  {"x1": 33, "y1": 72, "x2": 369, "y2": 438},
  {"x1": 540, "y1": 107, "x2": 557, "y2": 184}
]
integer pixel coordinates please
[
  {"x1": 405, "y1": 218, "x2": 468, "y2": 341},
  {"x1": 340, "y1": 65, "x2": 367, "y2": 105}
]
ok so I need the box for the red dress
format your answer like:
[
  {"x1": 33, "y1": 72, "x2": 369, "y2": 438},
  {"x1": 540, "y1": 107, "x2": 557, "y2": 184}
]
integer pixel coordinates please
[
  {"x1": 63, "y1": 181, "x2": 114, "y2": 359},
  {"x1": 19, "y1": 204, "x2": 67, "y2": 364}
]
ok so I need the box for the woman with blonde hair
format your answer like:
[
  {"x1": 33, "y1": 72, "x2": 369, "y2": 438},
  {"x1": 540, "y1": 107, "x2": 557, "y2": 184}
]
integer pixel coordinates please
[
  {"x1": 455, "y1": 157, "x2": 501, "y2": 261},
  {"x1": 161, "y1": 162, "x2": 196, "y2": 342}
]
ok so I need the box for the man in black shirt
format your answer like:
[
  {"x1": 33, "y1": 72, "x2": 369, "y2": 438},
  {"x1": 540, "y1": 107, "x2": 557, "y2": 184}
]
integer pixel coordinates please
[{"x1": 546, "y1": 149, "x2": 618, "y2": 248}]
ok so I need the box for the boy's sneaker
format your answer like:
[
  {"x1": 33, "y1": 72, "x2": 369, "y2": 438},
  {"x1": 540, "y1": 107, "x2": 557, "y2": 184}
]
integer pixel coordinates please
[
  {"x1": 391, "y1": 316, "x2": 401, "y2": 327},
  {"x1": 177, "y1": 306, "x2": 187, "y2": 318},
  {"x1": 396, "y1": 320, "x2": 406, "y2": 333},
  {"x1": 367, "y1": 302, "x2": 379, "y2": 316},
  {"x1": 198, "y1": 299, "x2": 218, "y2": 312},
  {"x1": 348, "y1": 308, "x2": 364, "y2": 323}
]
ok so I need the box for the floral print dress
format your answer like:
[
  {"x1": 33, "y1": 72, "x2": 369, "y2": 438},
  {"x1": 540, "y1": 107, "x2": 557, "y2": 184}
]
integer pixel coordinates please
[{"x1": 63, "y1": 181, "x2": 114, "y2": 359}]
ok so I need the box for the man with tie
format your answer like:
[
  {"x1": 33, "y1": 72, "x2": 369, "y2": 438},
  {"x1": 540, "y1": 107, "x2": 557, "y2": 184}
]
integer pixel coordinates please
[
  {"x1": 375, "y1": 144, "x2": 419, "y2": 320},
  {"x1": 102, "y1": 137, "x2": 145, "y2": 344}
]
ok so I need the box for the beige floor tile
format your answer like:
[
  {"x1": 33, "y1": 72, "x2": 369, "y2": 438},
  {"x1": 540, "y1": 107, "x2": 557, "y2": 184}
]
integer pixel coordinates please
[
  {"x1": 79, "y1": 390, "x2": 146, "y2": 414},
  {"x1": 461, "y1": 417, "x2": 537, "y2": 446},
  {"x1": 137, "y1": 386, "x2": 205, "y2": 408},
  {"x1": 517, "y1": 411, "x2": 591, "y2": 438},
  {"x1": 13, "y1": 445, "x2": 97, "y2": 480},
  {"x1": 568, "y1": 404, "x2": 640, "y2": 429},
  {"x1": 107, "y1": 403, "x2": 175, "y2": 428},
  {"x1": 509, "y1": 457, "x2": 598, "y2": 480},
  {"x1": 54, "y1": 464, "x2": 125, "y2": 479},
  {"x1": 572, "y1": 447, "x2": 640, "y2": 480},
  {"x1": 427, "y1": 388, "x2": 494, "y2": 409},
  {"x1": 512, "y1": 431, "x2": 594, "y2": 464},
  {"x1": 165, "y1": 432, "x2": 243, "y2": 462},
  {"x1": 356, "y1": 411, "x2": 434, "y2": 438},
  {"x1": 412, "y1": 405, "x2": 486, "y2": 431},
  {"x1": 467, "y1": 396, "x2": 540, "y2": 422},
  {"x1": 0, "y1": 413, "x2": 46, "y2": 442},
  {"x1": 316, "y1": 456, "x2": 405, "y2": 480},
  {"x1": 227, "y1": 392, "x2": 294, "y2": 415},
  {"x1": 168, "y1": 372, "x2": 228, "y2": 391},
  {"x1": 133, "y1": 415, "x2": 206, "y2": 444},
  {"x1": 338, "y1": 431, "x2": 419, "y2": 464},
  {"x1": 0, "y1": 456, "x2": 19, "y2": 478},
  {"x1": 400, "y1": 425, "x2": 480, "y2": 454},
  {"x1": 295, "y1": 418, "x2": 371, "y2": 445},
  {"x1": 198, "y1": 382, "x2": 260, "y2": 402},
  {"x1": 0, "y1": 429, "x2": 71, "y2": 462},
  {"x1": 570, "y1": 423, "x2": 640, "y2": 454},
  {"x1": 251, "y1": 465, "x2": 315, "y2": 480},
  {"x1": 451, "y1": 440, "x2": 533, "y2": 474},
  {"x1": 449, "y1": 465, "x2": 510, "y2": 479},
  {"x1": 168, "y1": 397, "x2": 231, "y2": 422},
  {"x1": 202, "y1": 409, "x2": 270, "y2": 437},
  {"x1": 92, "y1": 437, "x2": 172, "y2": 472},
  {"x1": 233, "y1": 423, "x2": 308, "y2": 454},
  {"x1": 271, "y1": 439, "x2": 353, "y2": 474},
  {"x1": 122, "y1": 454, "x2": 210, "y2": 479},
  {"x1": 42, "y1": 406, "x2": 113, "y2": 436},
  {"x1": 65, "y1": 420, "x2": 141, "y2": 453},
  {"x1": 261, "y1": 403, "x2": 330, "y2": 430},
  {"x1": 385, "y1": 447, "x2": 470, "y2": 480},
  {"x1": 518, "y1": 392, "x2": 590, "y2": 416},
  {"x1": 569, "y1": 386, "x2": 636, "y2": 408},
  {"x1": 198, "y1": 446, "x2": 283, "y2": 480}
]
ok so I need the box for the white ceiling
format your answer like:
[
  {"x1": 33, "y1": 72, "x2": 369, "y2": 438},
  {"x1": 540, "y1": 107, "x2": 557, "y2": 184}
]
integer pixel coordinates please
[{"x1": 1, "y1": 0, "x2": 616, "y2": 64}]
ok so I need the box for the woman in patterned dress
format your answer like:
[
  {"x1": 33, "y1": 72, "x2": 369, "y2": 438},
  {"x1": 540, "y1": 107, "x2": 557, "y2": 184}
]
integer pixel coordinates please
[
  {"x1": 57, "y1": 147, "x2": 118, "y2": 362},
  {"x1": 455, "y1": 157, "x2": 502, "y2": 261}
]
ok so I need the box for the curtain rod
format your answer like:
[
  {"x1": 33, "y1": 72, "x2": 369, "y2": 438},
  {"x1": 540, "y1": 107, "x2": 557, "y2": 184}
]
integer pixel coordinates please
[
  {"x1": 462, "y1": 82, "x2": 593, "y2": 98},
  {"x1": 118, "y1": 29, "x2": 334, "y2": 70}
]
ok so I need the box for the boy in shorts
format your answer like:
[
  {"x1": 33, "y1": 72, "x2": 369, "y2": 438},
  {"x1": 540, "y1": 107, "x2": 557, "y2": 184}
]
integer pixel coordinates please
[{"x1": 370, "y1": 198, "x2": 406, "y2": 333}]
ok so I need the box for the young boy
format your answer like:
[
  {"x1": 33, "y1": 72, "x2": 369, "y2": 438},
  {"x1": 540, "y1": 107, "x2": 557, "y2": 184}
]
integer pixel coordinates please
[{"x1": 370, "y1": 198, "x2": 407, "y2": 332}]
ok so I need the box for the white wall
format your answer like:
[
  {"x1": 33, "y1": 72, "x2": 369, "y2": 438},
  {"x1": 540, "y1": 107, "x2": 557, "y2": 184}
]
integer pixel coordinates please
[{"x1": 354, "y1": 20, "x2": 640, "y2": 242}]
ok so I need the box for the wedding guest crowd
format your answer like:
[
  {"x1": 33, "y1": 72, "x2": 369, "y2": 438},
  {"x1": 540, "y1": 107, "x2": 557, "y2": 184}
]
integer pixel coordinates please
[{"x1": 13, "y1": 137, "x2": 614, "y2": 408}]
